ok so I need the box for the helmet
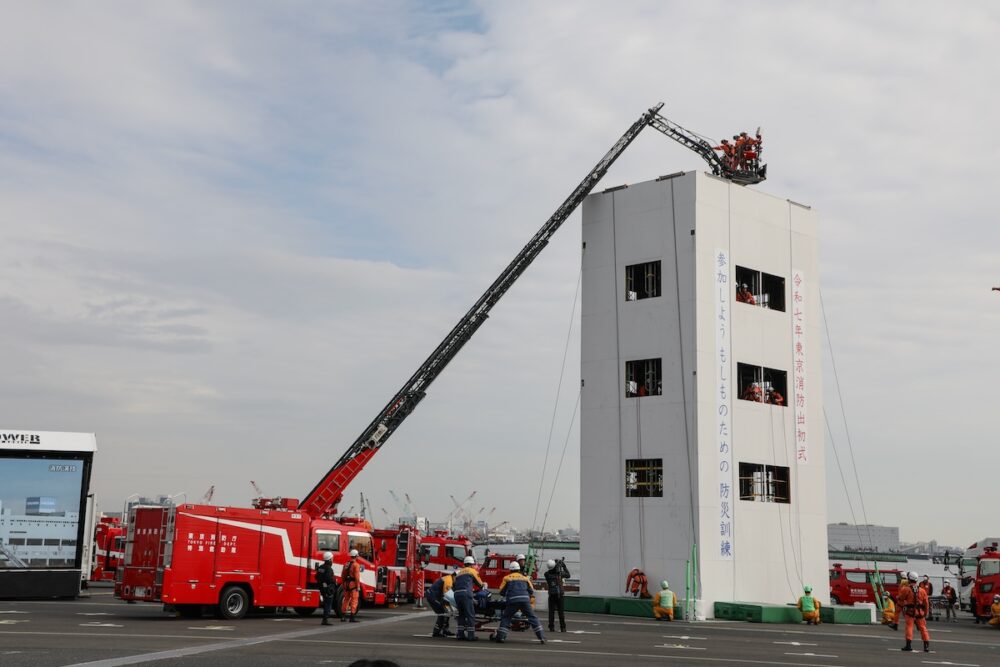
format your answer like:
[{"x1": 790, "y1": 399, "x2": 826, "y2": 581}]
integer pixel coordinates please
[
  {"x1": 349, "y1": 549, "x2": 359, "y2": 558},
  {"x1": 463, "y1": 556, "x2": 476, "y2": 565},
  {"x1": 994, "y1": 594, "x2": 1000, "y2": 602},
  {"x1": 907, "y1": 571, "x2": 919, "y2": 582},
  {"x1": 661, "y1": 580, "x2": 669, "y2": 590},
  {"x1": 509, "y1": 562, "x2": 520, "y2": 571},
  {"x1": 944, "y1": 580, "x2": 951, "y2": 585},
  {"x1": 322, "y1": 551, "x2": 333, "y2": 562},
  {"x1": 803, "y1": 585, "x2": 812, "y2": 593},
  {"x1": 547, "y1": 559, "x2": 557, "y2": 569},
  {"x1": 922, "y1": 574, "x2": 929, "y2": 580},
  {"x1": 516, "y1": 554, "x2": 526, "y2": 561}
]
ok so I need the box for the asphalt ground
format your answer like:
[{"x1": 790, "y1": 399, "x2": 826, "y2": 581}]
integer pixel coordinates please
[{"x1": 2, "y1": 587, "x2": 1000, "y2": 666}]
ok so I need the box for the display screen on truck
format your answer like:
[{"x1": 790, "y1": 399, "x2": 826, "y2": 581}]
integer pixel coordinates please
[{"x1": 0, "y1": 455, "x2": 86, "y2": 569}]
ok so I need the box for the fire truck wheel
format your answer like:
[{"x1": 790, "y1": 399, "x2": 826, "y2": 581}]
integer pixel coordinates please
[
  {"x1": 175, "y1": 604, "x2": 203, "y2": 619},
  {"x1": 219, "y1": 585, "x2": 250, "y2": 620},
  {"x1": 292, "y1": 607, "x2": 317, "y2": 617}
]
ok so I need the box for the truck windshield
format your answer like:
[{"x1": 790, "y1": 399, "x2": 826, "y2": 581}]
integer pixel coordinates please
[
  {"x1": 979, "y1": 559, "x2": 1000, "y2": 577},
  {"x1": 348, "y1": 534, "x2": 374, "y2": 562}
]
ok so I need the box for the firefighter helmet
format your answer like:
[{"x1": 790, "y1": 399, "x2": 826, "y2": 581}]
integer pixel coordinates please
[
  {"x1": 547, "y1": 559, "x2": 556, "y2": 569},
  {"x1": 907, "y1": 571, "x2": 919, "y2": 582},
  {"x1": 994, "y1": 594, "x2": 1000, "y2": 602},
  {"x1": 323, "y1": 551, "x2": 333, "y2": 562},
  {"x1": 509, "y1": 562, "x2": 520, "y2": 571},
  {"x1": 464, "y1": 556, "x2": 476, "y2": 565},
  {"x1": 516, "y1": 554, "x2": 525, "y2": 561},
  {"x1": 349, "y1": 549, "x2": 359, "y2": 558}
]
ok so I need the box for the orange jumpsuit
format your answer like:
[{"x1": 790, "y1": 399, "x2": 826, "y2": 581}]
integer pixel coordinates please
[
  {"x1": 341, "y1": 559, "x2": 361, "y2": 617},
  {"x1": 988, "y1": 601, "x2": 1000, "y2": 627},
  {"x1": 653, "y1": 588, "x2": 676, "y2": 620},
  {"x1": 881, "y1": 597, "x2": 897, "y2": 626},
  {"x1": 897, "y1": 583, "x2": 930, "y2": 641},
  {"x1": 626, "y1": 569, "x2": 651, "y2": 599}
]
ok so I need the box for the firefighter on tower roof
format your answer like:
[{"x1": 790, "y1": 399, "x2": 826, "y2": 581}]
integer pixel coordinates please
[
  {"x1": 897, "y1": 571, "x2": 931, "y2": 652},
  {"x1": 626, "y1": 567, "x2": 651, "y2": 598},
  {"x1": 544, "y1": 558, "x2": 570, "y2": 632},
  {"x1": 493, "y1": 561, "x2": 546, "y2": 644},
  {"x1": 453, "y1": 556, "x2": 485, "y2": 641},
  {"x1": 316, "y1": 551, "x2": 341, "y2": 625},
  {"x1": 653, "y1": 580, "x2": 676, "y2": 621},
  {"x1": 340, "y1": 549, "x2": 361, "y2": 622}
]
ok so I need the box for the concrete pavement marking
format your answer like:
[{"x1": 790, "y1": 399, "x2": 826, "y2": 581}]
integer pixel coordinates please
[
  {"x1": 921, "y1": 662, "x2": 979, "y2": 666},
  {"x1": 663, "y1": 634, "x2": 707, "y2": 640},
  {"x1": 63, "y1": 612, "x2": 424, "y2": 667},
  {"x1": 545, "y1": 638, "x2": 581, "y2": 643},
  {"x1": 653, "y1": 644, "x2": 706, "y2": 650},
  {"x1": 0, "y1": 620, "x2": 28, "y2": 625},
  {"x1": 77, "y1": 612, "x2": 113, "y2": 616},
  {"x1": 785, "y1": 653, "x2": 838, "y2": 658},
  {"x1": 567, "y1": 629, "x2": 601, "y2": 634},
  {"x1": 80, "y1": 623, "x2": 124, "y2": 627},
  {"x1": 775, "y1": 641, "x2": 819, "y2": 646},
  {"x1": 634, "y1": 656, "x2": 848, "y2": 666},
  {"x1": 187, "y1": 625, "x2": 235, "y2": 631},
  {"x1": 0, "y1": 611, "x2": 29, "y2": 614}
]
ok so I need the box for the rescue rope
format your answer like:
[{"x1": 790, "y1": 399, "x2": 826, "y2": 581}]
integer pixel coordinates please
[
  {"x1": 819, "y1": 290, "x2": 877, "y2": 553},
  {"x1": 538, "y1": 391, "x2": 582, "y2": 537},
  {"x1": 612, "y1": 199, "x2": 627, "y2": 576},
  {"x1": 531, "y1": 270, "x2": 582, "y2": 533},
  {"x1": 824, "y1": 410, "x2": 873, "y2": 563},
  {"x1": 769, "y1": 405, "x2": 803, "y2": 596}
]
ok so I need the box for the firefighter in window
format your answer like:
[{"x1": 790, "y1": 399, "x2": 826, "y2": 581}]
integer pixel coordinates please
[
  {"x1": 742, "y1": 382, "x2": 763, "y2": 402},
  {"x1": 736, "y1": 283, "x2": 756, "y2": 305}
]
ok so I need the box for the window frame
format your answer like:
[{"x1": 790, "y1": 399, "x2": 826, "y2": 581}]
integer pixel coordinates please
[
  {"x1": 625, "y1": 458, "x2": 664, "y2": 498},
  {"x1": 625, "y1": 260, "x2": 662, "y2": 301}
]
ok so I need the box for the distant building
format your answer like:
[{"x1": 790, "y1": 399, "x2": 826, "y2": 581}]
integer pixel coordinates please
[
  {"x1": 827, "y1": 523, "x2": 899, "y2": 552},
  {"x1": 25, "y1": 496, "x2": 61, "y2": 516}
]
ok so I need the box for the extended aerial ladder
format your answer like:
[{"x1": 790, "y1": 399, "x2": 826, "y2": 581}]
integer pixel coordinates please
[{"x1": 299, "y1": 103, "x2": 766, "y2": 517}]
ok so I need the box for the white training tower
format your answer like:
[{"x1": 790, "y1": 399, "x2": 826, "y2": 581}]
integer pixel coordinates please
[{"x1": 579, "y1": 170, "x2": 827, "y2": 616}]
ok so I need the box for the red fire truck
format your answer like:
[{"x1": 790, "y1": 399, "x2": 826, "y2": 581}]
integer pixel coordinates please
[
  {"x1": 969, "y1": 547, "x2": 1000, "y2": 621},
  {"x1": 419, "y1": 530, "x2": 473, "y2": 583},
  {"x1": 115, "y1": 105, "x2": 765, "y2": 619},
  {"x1": 371, "y1": 524, "x2": 424, "y2": 604},
  {"x1": 90, "y1": 516, "x2": 125, "y2": 582},
  {"x1": 828, "y1": 563, "x2": 902, "y2": 605}
]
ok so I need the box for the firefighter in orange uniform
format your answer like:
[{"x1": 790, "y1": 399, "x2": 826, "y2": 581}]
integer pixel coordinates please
[
  {"x1": 988, "y1": 594, "x2": 1000, "y2": 626},
  {"x1": 652, "y1": 580, "x2": 676, "y2": 621},
  {"x1": 736, "y1": 284, "x2": 756, "y2": 305},
  {"x1": 626, "y1": 567, "x2": 651, "y2": 599},
  {"x1": 897, "y1": 571, "x2": 930, "y2": 652},
  {"x1": 796, "y1": 585, "x2": 821, "y2": 624},
  {"x1": 881, "y1": 591, "x2": 898, "y2": 630},
  {"x1": 340, "y1": 549, "x2": 361, "y2": 622}
]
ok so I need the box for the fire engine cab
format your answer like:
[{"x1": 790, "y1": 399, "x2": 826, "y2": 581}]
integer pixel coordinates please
[
  {"x1": 971, "y1": 547, "x2": 1000, "y2": 621},
  {"x1": 829, "y1": 563, "x2": 902, "y2": 605},
  {"x1": 419, "y1": 530, "x2": 472, "y2": 583},
  {"x1": 91, "y1": 516, "x2": 125, "y2": 582}
]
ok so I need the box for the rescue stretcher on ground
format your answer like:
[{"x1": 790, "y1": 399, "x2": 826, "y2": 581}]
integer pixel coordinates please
[{"x1": 443, "y1": 589, "x2": 533, "y2": 639}]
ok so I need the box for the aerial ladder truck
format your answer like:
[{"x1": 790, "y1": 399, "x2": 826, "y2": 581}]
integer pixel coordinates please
[{"x1": 115, "y1": 104, "x2": 765, "y2": 619}]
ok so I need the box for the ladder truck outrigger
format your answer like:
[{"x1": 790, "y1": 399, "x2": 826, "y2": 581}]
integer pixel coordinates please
[{"x1": 114, "y1": 104, "x2": 764, "y2": 619}]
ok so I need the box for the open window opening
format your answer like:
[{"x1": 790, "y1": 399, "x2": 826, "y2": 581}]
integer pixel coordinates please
[
  {"x1": 735, "y1": 265, "x2": 785, "y2": 311},
  {"x1": 737, "y1": 362, "x2": 787, "y2": 406},
  {"x1": 738, "y1": 462, "x2": 791, "y2": 503},
  {"x1": 625, "y1": 358, "x2": 662, "y2": 397},
  {"x1": 625, "y1": 458, "x2": 663, "y2": 497},
  {"x1": 625, "y1": 260, "x2": 662, "y2": 301}
]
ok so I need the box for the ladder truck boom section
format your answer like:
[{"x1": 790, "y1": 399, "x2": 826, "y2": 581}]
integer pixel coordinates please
[{"x1": 300, "y1": 103, "x2": 766, "y2": 517}]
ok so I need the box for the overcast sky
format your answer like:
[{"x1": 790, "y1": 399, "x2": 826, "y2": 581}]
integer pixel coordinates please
[{"x1": 1, "y1": 1, "x2": 998, "y2": 547}]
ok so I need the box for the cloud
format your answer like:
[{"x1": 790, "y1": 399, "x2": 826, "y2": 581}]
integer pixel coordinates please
[{"x1": 0, "y1": 1, "x2": 997, "y2": 543}]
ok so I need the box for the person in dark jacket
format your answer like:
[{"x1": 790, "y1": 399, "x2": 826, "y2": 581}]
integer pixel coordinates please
[
  {"x1": 452, "y1": 556, "x2": 485, "y2": 641},
  {"x1": 425, "y1": 571, "x2": 455, "y2": 637},
  {"x1": 544, "y1": 558, "x2": 569, "y2": 632},
  {"x1": 494, "y1": 562, "x2": 545, "y2": 644},
  {"x1": 316, "y1": 551, "x2": 341, "y2": 625}
]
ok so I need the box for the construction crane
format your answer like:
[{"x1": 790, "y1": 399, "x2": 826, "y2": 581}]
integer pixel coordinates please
[{"x1": 298, "y1": 103, "x2": 766, "y2": 517}]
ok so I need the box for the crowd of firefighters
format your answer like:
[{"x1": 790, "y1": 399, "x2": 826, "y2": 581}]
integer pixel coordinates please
[
  {"x1": 713, "y1": 131, "x2": 762, "y2": 173},
  {"x1": 312, "y1": 557, "x2": 1000, "y2": 649},
  {"x1": 741, "y1": 381, "x2": 784, "y2": 406}
]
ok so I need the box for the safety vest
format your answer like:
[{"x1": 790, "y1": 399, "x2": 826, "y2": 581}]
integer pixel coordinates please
[{"x1": 799, "y1": 595, "x2": 816, "y2": 613}]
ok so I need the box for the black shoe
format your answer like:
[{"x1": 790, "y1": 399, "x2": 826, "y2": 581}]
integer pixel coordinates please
[
  {"x1": 548, "y1": 627, "x2": 555, "y2": 632},
  {"x1": 560, "y1": 627, "x2": 566, "y2": 632},
  {"x1": 539, "y1": 638, "x2": 546, "y2": 644},
  {"x1": 432, "y1": 630, "x2": 442, "y2": 637},
  {"x1": 923, "y1": 642, "x2": 930, "y2": 653},
  {"x1": 467, "y1": 635, "x2": 477, "y2": 641},
  {"x1": 442, "y1": 629, "x2": 455, "y2": 637},
  {"x1": 322, "y1": 619, "x2": 330, "y2": 625},
  {"x1": 349, "y1": 616, "x2": 357, "y2": 623},
  {"x1": 902, "y1": 640, "x2": 913, "y2": 652}
]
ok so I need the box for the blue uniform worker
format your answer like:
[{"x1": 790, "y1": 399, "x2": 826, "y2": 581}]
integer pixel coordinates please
[
  {"x1": 452, "y1": 556, "x2": 484, "y2": 641},
  {"x1": 425, "y1": 571, "x2": 455, "y2": 637},
  {"x1": 495, "y1": 562, "x2": 545, "y2": 644}
]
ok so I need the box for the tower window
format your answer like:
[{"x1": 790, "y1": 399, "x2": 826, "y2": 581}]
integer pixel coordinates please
[
  {"x1": 625, "y1": 260, "x2": 661, "y2": 301},
  {"x1": 735, "y1": 265, "x2": 786, "y2": 311},
  {"x1": 738, "y1": 462, "x2": 791, "y2": 503},
  {"x1": 737, "y1": 362, "x2": 787, "y2": 406},
  {"x1": 625, "y1": 458, "x2": 663, "y2": 497},
  {"x1": 625, "y1": 358, "x2": 662, "y2": 397}
]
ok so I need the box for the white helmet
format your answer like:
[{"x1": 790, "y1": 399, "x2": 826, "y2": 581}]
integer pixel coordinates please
[
  {"x1": 547, "y1": 559, "x2": 557, "y2": 569},
  {"x1": 349, "y1": 549, "x2": 359, "y2": 558},
  {"x1": 323, "y1": 551, "x2": 334, "y2": 561},
  {"x1": 944, "y1": 580, "x2": 951, "y2": 586},
  {"x1": 516, "y1": 554, "x2": 526, "y2": 561},
  {"x1": 509, "y1": 562, "x2": 520, "y2": 571},
  {"x1": 463, "y1": 556, "x2": 476, "y2": 565},
  {"x1": 907, "y1": 571, "x2": 919, "y2": 582}
]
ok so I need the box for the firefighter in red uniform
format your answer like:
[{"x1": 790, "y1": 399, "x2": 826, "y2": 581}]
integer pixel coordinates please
[
  {"x1": 736, "y1": 284, "x2": 756, "y2": 305},
  {"x1": 897, "y1": 571, "x2": 931, "y2": 652},
  {"x1": 341, "y1": 549, "x2": 361, "y2": 622},
  {"x1": 626, "y1": 567, "x2": 651, "y2": 598},
  {"x1": 713, "y1": 139, "x2": 735, "y2": 169}
]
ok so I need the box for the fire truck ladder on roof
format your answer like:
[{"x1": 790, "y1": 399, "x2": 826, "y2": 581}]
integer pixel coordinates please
[{"x1": 298, "y1": 102, "x2": 766, "y2": 518}]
